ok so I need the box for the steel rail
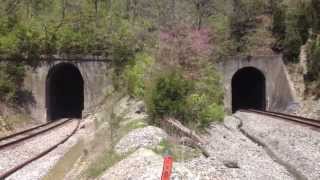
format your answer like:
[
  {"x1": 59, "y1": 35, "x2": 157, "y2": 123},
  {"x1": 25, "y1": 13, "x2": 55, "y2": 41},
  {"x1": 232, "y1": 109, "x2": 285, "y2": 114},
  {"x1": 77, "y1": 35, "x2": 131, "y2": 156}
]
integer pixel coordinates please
[
  {"x1": 0, "y1": 121, "x2": 59, "y2": 142},
  {"x1": 240, "y1": 109, "x2": 320, "y2": 128},
  {"x1": 0, "y1": 119, "x2": 71, "y2": 150},
  {"x1": 0, "y1": 119, "x2": 80, "y2": 179}
]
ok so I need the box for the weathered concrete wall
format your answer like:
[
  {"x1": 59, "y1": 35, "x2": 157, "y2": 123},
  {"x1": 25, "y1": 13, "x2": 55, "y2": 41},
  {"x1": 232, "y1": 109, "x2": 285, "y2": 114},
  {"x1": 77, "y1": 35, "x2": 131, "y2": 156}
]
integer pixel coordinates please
[
  {"x1": 220, "y1": 56, "x2": 298, "y2": 113},
  {"x1": 24, "y1": 60, "x2": 113, "y2": 122}
]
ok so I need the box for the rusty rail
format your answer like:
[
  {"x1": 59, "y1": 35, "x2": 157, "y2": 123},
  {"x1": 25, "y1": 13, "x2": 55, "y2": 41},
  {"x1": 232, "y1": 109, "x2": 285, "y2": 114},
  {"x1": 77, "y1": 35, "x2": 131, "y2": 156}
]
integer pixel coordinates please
[
  {"x1": 0, "y1": 119, "x2": 80, "y2": 179},
  {"x1": 240, "y1": 109, "x2": 320, "y2": 128},
  {"x1": 0, "y1": 119, "x2": 72, "y2": 149},
  {"x1": 0, "y1": 121, "x2": 58, "y2": 142}
]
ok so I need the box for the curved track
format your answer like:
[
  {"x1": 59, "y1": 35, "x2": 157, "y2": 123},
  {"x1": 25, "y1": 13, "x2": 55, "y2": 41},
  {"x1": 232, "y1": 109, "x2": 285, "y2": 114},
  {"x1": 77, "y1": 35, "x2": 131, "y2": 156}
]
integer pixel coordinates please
[
  {"x1": 0, "y1": 119, "x2": 72, "y2": 149},
  {"x1": 0, "y1": 119, "x2": 80, "y2": 179},
  {"x1": 240, "y1": 109, "x2": 320, "y2": 128}
]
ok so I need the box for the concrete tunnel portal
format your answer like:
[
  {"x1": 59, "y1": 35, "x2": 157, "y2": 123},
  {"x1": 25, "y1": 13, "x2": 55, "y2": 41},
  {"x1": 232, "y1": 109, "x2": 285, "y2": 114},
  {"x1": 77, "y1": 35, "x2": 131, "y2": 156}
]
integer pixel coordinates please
[
  {"x1": 232, "y1": 67, "x2": 266, "y2": 113},
  {"x1": 46, "y1": 63, "x2": 84, "y2": 121}
]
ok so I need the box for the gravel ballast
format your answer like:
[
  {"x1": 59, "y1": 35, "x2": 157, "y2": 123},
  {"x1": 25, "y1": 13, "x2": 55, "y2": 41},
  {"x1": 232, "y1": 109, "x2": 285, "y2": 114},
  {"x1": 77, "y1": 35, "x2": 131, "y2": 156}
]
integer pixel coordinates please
[
  {"x1": 0, "y1": 114, "x2": 97, "y2": 180},
  {"x1": 195, "y1": 116, "x2": 294, "y2": 180},
  {"x1": 115, "y1": 126, "x2": 168, "y2": 155},
  {"x1": 236, "y1": 111, "x2": 320, "y2": 180}
]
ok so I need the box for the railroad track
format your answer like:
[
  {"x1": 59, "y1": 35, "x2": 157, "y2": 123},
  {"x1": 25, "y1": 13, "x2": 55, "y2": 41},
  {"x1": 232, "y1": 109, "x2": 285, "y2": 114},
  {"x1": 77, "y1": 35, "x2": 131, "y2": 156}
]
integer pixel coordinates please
[
  {"x1": 0, "y1": 118, "x2": 80, "y2": 179},
  {"x1": 240, "y1": 109, "x2": 320, "y2": 129}
]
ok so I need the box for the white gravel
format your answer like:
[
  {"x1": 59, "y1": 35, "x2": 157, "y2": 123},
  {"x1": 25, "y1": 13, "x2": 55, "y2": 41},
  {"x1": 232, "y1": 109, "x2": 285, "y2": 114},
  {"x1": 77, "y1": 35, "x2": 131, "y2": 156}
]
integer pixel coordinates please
[
  {"x1": 115, "y1": 126, "x2": 168, "y2": 155},
  {"x1": 236, "y1": 111, "x2": 320, "y2": 180},
  {"x1": 195, "y1": 116, "x2": 294, "y2": 180},
  {"x1": 0, "y1": 114, "x2": 97, "y2": 180},
  {"x1": 0, "y1": 119, "x2": 70, "y2": 147},
  {"x1": 100, "y1": 148, "x2": 199, "y2": 180},
  {"x1": 0, "y1": 120, "x2": 77, "y2": 174}
]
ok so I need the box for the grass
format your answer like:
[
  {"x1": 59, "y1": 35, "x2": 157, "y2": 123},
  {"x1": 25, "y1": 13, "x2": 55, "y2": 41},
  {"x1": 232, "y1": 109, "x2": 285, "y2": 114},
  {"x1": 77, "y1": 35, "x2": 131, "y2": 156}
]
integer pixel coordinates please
[
  {"x1": 43, "y1": 140, "x2": 85, "y2": 180},
  {"x1": 83, "y1": 109, "x2": 148, "y2": 179},
  {"x1": 85, "y1": 149, "x2": 125, "y2": 179},
  {"x1": 0, "y1": 113, "x2": 33, "y2": 133}
]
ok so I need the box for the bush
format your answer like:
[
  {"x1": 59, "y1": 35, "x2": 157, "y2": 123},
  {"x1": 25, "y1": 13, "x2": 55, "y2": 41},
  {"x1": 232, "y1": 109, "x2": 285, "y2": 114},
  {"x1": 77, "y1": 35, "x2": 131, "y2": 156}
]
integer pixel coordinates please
[
  {"x1": 283, "y1": 27, "x2": 303, "y2": 63},
  {"x1": 185, "y1": 66, "x2": 224, "y2": 128},
  {"x1": 0, "y1": 32, "x2": 19, "y2": 58},
  {"x1": 307, "y1": 37, "x2": 320, "y2": 80},
  {"x1": 199, "y1": 103, "x2": 224, "y2": 128},
  {"x1": 272, "y1": 1, "x2": 311, "y2": 63},
  {"x1": 0, "y1": 63, "x2": 25, "y2": 103},
  {"x1": 145, "y1": 71, "x2": 194, "y2": 124},
  {"x1": 146, "y1": 65, "x2": 224, "y2": 129},
  {"x1": 306, "y1": 36, "x2": 320, "y2": 98},
  {"x1": 123, "y1": 52, "x2": 154, "y2": 97}
]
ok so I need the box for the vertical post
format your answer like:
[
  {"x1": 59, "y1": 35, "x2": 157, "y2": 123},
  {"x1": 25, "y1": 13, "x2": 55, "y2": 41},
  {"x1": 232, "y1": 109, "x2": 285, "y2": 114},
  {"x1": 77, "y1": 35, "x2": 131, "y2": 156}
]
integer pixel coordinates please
[{"x1": 161, "y1": 152, "x2": 173, "y2": 180}]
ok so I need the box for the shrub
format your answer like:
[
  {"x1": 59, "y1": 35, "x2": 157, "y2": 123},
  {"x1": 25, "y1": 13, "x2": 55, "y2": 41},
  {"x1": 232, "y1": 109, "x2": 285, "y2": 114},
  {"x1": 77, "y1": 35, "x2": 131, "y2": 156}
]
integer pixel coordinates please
[
  {"x1": 146, "y1": 65, "x2": 225, "y2": 129},
  {"x1": 307, "y1": 37, "x2": 320, "y2": 80},
  {"x1": 56, "y1": 26, "x2": 84, "y2": 54},
  {"x1": 0, "y1": 63, "x2": 25, "y2": 103},
  {"x1": 272, "y1": 2, "x2": 286, "y2": 40},
  {"x1": 0, "y1": 32, "x2": 19, "y2": 58},
  {"x1": 272, "y1": 1, "x2": 311, "y2": 63},
  {"x1": 306, "y1": 36, "x2": 320, "y2": 98},
  {"x1": 145, "y1": 71, "x2": 194, "y2": 124},
  {"x1": 283, "y1": 27, "x2": 303, "y2": 63},
  {"x1": 123, "y1": 52, "x2": 154, "y2": 97},
  {"x1": 199, "y1": 103, "x2": 224, "y2": 128},
  {"x1": 185, "y1": 65, "x2": 224, "y2": 128}
]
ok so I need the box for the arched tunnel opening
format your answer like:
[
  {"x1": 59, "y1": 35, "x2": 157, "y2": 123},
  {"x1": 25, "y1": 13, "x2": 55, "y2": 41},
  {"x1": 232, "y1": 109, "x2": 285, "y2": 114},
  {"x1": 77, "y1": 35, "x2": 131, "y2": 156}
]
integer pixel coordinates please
[
  {"x1": 46, "y1": 63, "x2": 84, "y2": 121},
  {"x1": 232, "y1": 67, "x2": 266, "y2": 113}
]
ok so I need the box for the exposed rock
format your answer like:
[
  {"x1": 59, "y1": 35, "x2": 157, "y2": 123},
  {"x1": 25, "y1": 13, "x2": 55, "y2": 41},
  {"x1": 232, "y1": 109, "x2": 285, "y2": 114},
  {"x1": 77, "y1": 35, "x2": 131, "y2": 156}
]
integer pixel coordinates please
[
  {"x1": 99, "y1": 148, "x2": 197, "y2": 180},
  {"x1": 113, "y1": 96, "x2": 148, "y2": 125},
  {"x1": 115, "y1": 126, "x2": 168, "y2": 155}
]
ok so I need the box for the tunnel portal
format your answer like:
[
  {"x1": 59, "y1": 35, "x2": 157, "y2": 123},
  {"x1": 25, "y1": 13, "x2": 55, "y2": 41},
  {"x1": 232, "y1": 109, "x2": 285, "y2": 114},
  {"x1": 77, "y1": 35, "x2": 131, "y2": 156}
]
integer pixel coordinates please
[
  {"x1": 46, "y1": 63, "x2": 84, "y2": 121},
  {"x1": 232, "y1": 67, "x2": 266, "y2": 113}
]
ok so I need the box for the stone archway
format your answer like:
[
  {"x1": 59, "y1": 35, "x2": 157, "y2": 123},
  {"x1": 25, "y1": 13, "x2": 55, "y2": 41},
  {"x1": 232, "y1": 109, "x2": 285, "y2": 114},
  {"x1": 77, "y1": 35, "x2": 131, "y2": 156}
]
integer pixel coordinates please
[
  {"x1": 46, "y1": 63, "x2": 84, "y2": 120},
  {"x1": 232, "y1": 67, "x2": 266, "y2": 113}
]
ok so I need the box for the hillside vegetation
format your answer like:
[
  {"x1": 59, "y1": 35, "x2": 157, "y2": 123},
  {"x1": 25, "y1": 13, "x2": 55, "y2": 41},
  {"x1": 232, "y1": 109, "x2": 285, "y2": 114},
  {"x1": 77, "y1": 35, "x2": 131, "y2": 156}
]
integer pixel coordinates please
[{"x1": 0, "y1": 0, "x2": 319, "y2": 128}]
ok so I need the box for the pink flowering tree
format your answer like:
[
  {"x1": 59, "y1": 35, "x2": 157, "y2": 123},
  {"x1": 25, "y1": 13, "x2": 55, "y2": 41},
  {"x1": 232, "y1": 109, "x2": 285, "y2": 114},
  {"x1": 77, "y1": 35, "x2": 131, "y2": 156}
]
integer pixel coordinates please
[{"x1": 158, "y1": 24, "x2": 213, "y2": 76}]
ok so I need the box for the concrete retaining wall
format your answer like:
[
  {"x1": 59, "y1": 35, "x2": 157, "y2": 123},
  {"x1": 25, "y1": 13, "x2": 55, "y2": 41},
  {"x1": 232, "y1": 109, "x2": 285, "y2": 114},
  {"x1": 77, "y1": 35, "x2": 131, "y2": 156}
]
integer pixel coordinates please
[
  {"x1": 23, "y1": 60, "x2": 113, "y2": 122},
  {"x1": 220, "y1": 56, "x2": 298, "y2": 113}
]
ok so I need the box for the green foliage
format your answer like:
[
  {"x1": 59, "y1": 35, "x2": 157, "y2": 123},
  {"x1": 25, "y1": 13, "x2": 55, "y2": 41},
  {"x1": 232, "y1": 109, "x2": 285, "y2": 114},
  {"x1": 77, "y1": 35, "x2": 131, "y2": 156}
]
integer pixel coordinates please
[
  {"x1": 272, "y1": 2, "x2": 286, "y2": 40},
  {"x1": 110, "y1": 22, "x2": 139, "y2": 73},
  {"x1": 306, "y1": 36, "x2": 320, "y2": 97},
  {"x1": 209, "y1": 14, "x2": 237, "y2": 58},
  {"x1": 310, "y1": 0, "x2": 320, "y2": 32},
  {"x1": 0, "y1": 32, "x2": 19, "y2": 58},
  {"x1": 272, "y1": 0, "x2": 312, "y2": 63},
  {"x1": 229, "y1": 0, "x2": 266, "y2": 53},
  {"x1": 153, "y1": 140, "x2": 201, "y2": 161},
  {"x1": 185, "y1": 66, "x2": 224, "y2": 128},
  {"x1": 307, "y1": 37, "x2": 320, "y2": 80},
  {"x1": 123, "y1": 52, "x2": 154, "y2": 97},
  {"x1": 199, "y1": 103, "x2": 224, "y2": 128},
  {"x1": 146, "y1": 71, "x2": 194, "y2": 124},
  {"x1": 0, "y1": 63, "x2": 25, "y2": 103},
  {"x1": 283, "y1": 26, "x2": 303, "y2": 63},
  {"x1": 146, "y1": 65, "x2": 224, "y2": 129}
]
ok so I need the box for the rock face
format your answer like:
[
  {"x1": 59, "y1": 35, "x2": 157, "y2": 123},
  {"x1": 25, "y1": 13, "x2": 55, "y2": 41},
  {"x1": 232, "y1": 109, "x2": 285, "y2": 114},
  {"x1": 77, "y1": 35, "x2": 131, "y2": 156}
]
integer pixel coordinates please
[
  {"x1": 115, "y1": 126, "x2": 168, "y2": 155},
  {"x1": 236, "y1": 112, "x2": 320, "y2": 180},
  {"x1": 113, "y1": 96, "x2": 148, "y2": 123}
]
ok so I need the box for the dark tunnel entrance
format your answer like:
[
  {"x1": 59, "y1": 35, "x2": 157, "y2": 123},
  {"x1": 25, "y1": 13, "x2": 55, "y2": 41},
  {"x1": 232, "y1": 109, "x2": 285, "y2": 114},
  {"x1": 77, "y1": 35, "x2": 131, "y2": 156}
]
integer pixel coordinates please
[
  {"x1": 46, "y1": 63, "x2": 84, "y2": 121},
  {"x1": 232, "y1": 67, "x2": 266, "y2": 113}
]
